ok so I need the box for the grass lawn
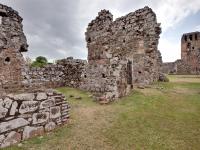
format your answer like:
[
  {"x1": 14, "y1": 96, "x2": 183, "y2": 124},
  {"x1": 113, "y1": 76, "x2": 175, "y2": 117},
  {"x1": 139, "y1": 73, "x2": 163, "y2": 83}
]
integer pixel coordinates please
[{"x1": 5, "y1": 75, "x2": 200, "y2": 150}]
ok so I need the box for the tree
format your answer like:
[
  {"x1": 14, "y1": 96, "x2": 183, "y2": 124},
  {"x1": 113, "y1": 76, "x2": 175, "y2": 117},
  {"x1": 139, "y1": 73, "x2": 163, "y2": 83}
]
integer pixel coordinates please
[{"x1": 31, "y1": 56, "x2": 48, "y2": 67}]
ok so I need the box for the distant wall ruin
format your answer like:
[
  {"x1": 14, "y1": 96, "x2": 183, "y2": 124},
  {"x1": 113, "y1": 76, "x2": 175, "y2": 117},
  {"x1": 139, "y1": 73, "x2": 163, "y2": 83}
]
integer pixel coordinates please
[{"x1": 162, "y1": 32, "x2": 200, "y2": 75}]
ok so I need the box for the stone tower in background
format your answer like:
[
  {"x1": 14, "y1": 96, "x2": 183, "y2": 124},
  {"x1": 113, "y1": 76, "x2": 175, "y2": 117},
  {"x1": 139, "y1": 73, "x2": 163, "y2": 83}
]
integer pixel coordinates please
[{"x1": 181, "y1": 32, "x2": 200, "y2": 73}]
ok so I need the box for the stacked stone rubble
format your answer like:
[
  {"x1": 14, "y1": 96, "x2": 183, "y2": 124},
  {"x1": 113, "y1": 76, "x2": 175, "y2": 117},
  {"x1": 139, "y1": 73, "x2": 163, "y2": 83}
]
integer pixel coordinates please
[
  {"x1": 0, "y1": 90, "x2": 70, "y2": 148},
  {"x1": 27, "y1": 64, "x2": 65, "y2": 89},
  {"x1": 82, "y1": 7, "x2": 162, "y2": 101},
  {"x1": 56, "y1": 57, "x2": 87, "y2": 88}
]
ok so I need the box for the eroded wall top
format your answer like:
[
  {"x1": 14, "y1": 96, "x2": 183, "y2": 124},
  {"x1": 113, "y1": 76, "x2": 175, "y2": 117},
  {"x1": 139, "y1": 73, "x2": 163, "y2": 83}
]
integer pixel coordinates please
[
  {"x1": 86, "y1": 6, "x2": 161, "y2": 63},
  {"x1": 0, "y1": 4, "x2": 28, "y2": 52},
  {"x1": 0, "y1": 3, "x2": 28, "y2": 94}
]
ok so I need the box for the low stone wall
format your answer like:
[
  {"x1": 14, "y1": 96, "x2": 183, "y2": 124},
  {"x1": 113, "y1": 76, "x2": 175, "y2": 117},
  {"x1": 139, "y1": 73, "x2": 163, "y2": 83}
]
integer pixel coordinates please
[
  {"x1": 25, "y1": 58, "x2": 87, "y2": 90},
  {"x1": 27, "y1": 64, "x2": 65, "y2": 89},
  {"x1": 161, "y1": 62, "x2": 176, "y2": 74},
  {"x1": 0, "y1": 90, "x2": 70, "y2": 148},
  {"x1": 161, "y1": 59, "x2": 200, "y2": 75}
]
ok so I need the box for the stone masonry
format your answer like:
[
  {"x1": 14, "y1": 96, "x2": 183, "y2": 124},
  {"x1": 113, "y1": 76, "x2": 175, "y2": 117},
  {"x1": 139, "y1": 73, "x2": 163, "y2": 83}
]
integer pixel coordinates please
[
  {"x1": 0, "y1": 4, "x2": 28, "y2": 94},
  {"x1": 14, "y1": 7, "x2": 163, "y2": 103},
  {"x1": 25, "y1": 57, "x2": 87, "y2": 90},
  {"x1": 181, "y1": 32, "x2": 200, "y2": 74},
  {"x1": 161, "y1": 32, "x2": 200, "y2": 74},
  {"x1": 56, "y1": 57, "x2": 87, "y2": 88},
  {"x1": 0, "y1": 90, "x2": 70, "y2": 148},
  {"x1": 82, "y1": 7, "x2": 162, "y2": 102},
  {"x1": 0, "y1": 3, "x2": 70, "y2": 148},
  {"x1": 0, "y1": 4, "x2": 164, "y2": 147}
]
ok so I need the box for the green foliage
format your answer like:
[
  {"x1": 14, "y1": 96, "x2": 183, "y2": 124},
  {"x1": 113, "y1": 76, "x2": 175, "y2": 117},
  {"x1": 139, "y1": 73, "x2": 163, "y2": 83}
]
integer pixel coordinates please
[
  {"x1": 31, "y1": 56, "x2": 48, "y2": 67},
  {"x1": 6, "y1": 75, "x2": 200, "y2": 150}
]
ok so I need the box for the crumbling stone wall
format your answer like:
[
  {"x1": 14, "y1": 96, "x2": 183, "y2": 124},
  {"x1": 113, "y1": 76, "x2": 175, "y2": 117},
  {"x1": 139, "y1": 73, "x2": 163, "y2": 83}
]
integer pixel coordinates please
[
  {"x1": 27, "y1": 64, "x2": 65, "y2": 89},
  {"x1": 0, "y1": 90, "x2": 70, "y2": 148},
  {"x1": 26, "y1": 57, "x2": 86, "y2": 89},
  {"x1": 161, "y1": 62, "x2": 177, "y2": 74},
  {"x1": 56, "y1": 57, "x2": 87, "y2": 87},
  {"x1": 0, "y1": 4, "x2": 70, "y2": 148},
  {"x1": 161, "y1": 32, "x2": 200, "y2": 75},
  {"x1": 82, "y1": 7, "x2": 161, "y2": 102},
  {"x1": 0, "y1": 4, "x2": 28, "y2": 94},
  {"x1": 181, "y1": 32, "x2": 200, "y2": 74}
]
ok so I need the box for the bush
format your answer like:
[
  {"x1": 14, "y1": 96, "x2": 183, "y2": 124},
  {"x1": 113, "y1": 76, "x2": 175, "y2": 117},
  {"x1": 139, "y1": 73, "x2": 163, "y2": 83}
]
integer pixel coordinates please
[{"x1": 31, "y1": 56, "x2": 48, "y2": 67}]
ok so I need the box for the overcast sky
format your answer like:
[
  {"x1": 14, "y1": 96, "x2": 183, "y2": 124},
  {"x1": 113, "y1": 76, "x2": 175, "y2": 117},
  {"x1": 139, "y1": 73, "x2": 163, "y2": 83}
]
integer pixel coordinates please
[{"x1": 1, "y1": 0, "x2": 200, "y2": 62}]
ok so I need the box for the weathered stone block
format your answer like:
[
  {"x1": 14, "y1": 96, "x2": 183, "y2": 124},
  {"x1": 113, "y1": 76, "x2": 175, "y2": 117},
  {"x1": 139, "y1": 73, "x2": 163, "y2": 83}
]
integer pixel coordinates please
[
  {"x1": 19, "y1": 101, "x2": 39, "y2": 114},
  {"x1": 23, "y1": 126, "x2": 44, "y2": 140},
  {"x1": 40, "y1": 98, "x2": 55, "y2": 109},
  {"x1": 1, "y1": 131, "x2": 21, "y2": 148},
  {"x1": 0, "y1": 106, "x2": 8, "y2": 119},
  {"x1": 10, "y1": 101, "x2": 18, "y2": 116},
  {"x1": 4, "y1": 98, "x2": 13, "y2": 109},
  {"x1": 11, "y1": 93, "x2": 35, "y2": 101},
  {"x1": 32, "y1": 112, "x2": 49, "y2": 125},
  {"x1": 50, "y1": 106, "x2": 61, "y2": 119},
  {"x1": 45, "y1": 122, "x2": 56, "y2": 132},
  {"x1": 0, "y1": 118, "x2": 29, "y2": 134},
  {"x1": 0, "y1": 134, "x2": 5, "y2": 145},
  {"x1": 36, "y1": 93, "x2": 47, "y2": 101}
]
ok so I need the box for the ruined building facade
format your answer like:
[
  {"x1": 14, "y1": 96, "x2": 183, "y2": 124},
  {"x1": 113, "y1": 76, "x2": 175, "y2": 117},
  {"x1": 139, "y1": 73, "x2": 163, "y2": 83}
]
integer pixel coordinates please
[
  {"x1": 81, "y1": 7, "x2": 162, "y2": 101},
  {"x1": 0, "y1": 4, "x2": 164, "y2": 147},
  {"x1": 15, "y1": 7, "x2": 162, "y2": 102},
  {"x1": 162, "y1": 32, "x2": 200, "y2": 74},
  {"x1": 0, "y1": 4, "x2": 28, "y2": 93},
  {"x1": 181, "y1": 32, "x2": 200, "y2": 73},
  {"x1": 0, "y1": 4, "x2": 69, "y2": 148}
]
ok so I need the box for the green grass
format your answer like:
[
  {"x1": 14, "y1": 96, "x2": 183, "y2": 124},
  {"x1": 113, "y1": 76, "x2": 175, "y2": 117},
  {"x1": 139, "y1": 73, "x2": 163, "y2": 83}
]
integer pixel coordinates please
[{"x1": 5, "y1": 75, "x2": 200, "y2": 150}]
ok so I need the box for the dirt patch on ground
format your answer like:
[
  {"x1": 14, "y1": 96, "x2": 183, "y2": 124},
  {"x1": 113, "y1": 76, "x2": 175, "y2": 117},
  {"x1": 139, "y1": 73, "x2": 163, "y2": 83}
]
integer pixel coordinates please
[
  {"x1": 138, "y1": 88, "x2": 163, "y2": 96},
  {"x1": 64, "y1": 106, "x2": 116, "y2": 150}
]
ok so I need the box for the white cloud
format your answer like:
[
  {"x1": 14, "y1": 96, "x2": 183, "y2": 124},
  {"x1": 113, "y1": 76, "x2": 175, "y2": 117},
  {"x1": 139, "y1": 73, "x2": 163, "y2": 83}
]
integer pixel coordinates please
[
  {"x1": 155, "y1": 0, "x2": 200, "y2": 32},
  {"x1": 159, "y1": 37, "x2": 181, "y2": 62},
  {"x1": 195, "y1": 25, "x2": 200, "y2": 31}
]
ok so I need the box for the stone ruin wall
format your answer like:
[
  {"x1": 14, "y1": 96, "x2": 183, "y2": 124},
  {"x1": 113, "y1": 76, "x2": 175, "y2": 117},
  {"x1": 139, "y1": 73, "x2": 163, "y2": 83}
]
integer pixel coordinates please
[
  {"x1": 162, "y1": 32, "x2": 200, "y2": 75},
  {"x1": 26, "y1": 57, "x2": 86, "y2": 90},
  {"x1": 0, "y1": 4, "x2": 70, "y2": 148},
  {"x1": 181, "y1": 32, "x2": 200, "y2": 74},
  {"x1": 56, "y1": 58, "x2": 87, "y2": 88},
  {"x1": 18, "y1": 7, "x2": 162, "y2": 103},
  {"x1": 0, "y1": 4, "x2": 164, "y2": 146},
  {"x1": 82, "y1": 7, "x2": 161, "y2": 101},
  {"x1": 0, "y1": 90, "x2": 70, "y2": 148},
  {"x1": 0, "y1": 4, "x2": 28, "y2": 94},
  {"x1": 161, "y1": 62, "x2": 177, "y2": 74}
]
